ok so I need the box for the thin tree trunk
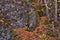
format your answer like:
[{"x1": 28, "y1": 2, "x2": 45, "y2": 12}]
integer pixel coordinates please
[
  {"x1": 54, "y1": 0, "x2": 58, "y2": 22},
  {"x1": 44, "y1": 0, "x2": 50, "y2": 21}
]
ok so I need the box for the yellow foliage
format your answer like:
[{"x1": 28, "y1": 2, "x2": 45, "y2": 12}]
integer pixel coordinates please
[
  {"x1": 41, "y1": 33, "x2": 46, "y2": 39},
  {"x1": 59, "y1": 14, "x2": 60, "y2": 16}
]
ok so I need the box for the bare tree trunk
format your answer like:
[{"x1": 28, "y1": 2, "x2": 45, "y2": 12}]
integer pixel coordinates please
[
  {"x1": 44, "y1": 0, "x2": 50, "y2": 21},
  {"x1": 54, "y1": 0, "x2": 58, "y2": 22}
]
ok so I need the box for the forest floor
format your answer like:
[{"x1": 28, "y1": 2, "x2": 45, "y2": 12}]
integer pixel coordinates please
[{"x1": 13, "y1": 16, "x2": 57, "y2": 40}]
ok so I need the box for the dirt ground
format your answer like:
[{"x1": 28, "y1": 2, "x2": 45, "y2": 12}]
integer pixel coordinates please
[{"x1": 13, "y1": 16, "x2": 57, "y2": 40}]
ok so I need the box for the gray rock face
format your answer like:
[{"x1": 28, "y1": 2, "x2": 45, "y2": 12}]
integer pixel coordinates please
[
  {"x1": 29, "y1": 12, "x2": 38, "y2": 28},
  {"x1": 0, "y1": 0, "x2": 38, "y2": 32},
  {"x1": 0, "y1": 23, "x2": 14, "y2": 40},
  {"x1": 0, "y1": 0, "x2": 35, "y2": 28},
  {"x1": 27, "y1": 12, "x2": 38, "y2": 31}
]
